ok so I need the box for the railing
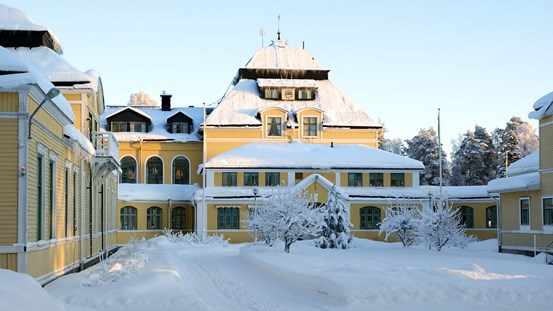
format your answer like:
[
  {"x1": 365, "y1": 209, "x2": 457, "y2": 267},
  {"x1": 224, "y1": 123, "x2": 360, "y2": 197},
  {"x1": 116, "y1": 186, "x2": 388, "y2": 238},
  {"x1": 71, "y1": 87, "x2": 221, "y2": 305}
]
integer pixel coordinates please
[{"x1": 94, "y1": 131, "x2": 119, "y2": 161}]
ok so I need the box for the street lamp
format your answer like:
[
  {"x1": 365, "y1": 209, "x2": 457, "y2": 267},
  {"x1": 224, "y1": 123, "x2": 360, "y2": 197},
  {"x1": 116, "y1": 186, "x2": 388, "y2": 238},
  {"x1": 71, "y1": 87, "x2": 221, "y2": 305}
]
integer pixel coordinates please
[
  {"x1": 28, "y1": 87, "x2": 61, "y2": 139},
  {"x1": 252, "y1": 186, "x2": 259, "y2": 244}
]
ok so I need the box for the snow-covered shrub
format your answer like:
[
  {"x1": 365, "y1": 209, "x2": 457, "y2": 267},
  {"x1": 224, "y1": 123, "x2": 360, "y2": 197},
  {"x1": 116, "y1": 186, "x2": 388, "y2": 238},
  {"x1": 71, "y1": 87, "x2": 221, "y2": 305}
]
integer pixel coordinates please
[
  {"x1": 162, "y1": 229, "x2": 228, "y2": 246},
  {"x1": 247, "y1": 186, "x2": 324, "y2": 253},
  {"x1": 83, "y1": 237, "x2": 152, "y2": 286},
  {"x1": 417, "y1": 202, "x2": 473, "y2": 251},
  {"x1": 379, "y1": 202, "x2": 419, "y2": 247},
  {"x1": 316, "y1": 185, "x2": 353, "y2": 249}
]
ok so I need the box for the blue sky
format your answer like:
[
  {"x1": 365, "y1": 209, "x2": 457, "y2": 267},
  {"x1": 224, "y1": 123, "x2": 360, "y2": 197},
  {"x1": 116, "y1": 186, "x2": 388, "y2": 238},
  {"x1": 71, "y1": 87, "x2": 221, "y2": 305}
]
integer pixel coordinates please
[{"x1": 3, "y1": 0, "x2": 551, "y2": 154}]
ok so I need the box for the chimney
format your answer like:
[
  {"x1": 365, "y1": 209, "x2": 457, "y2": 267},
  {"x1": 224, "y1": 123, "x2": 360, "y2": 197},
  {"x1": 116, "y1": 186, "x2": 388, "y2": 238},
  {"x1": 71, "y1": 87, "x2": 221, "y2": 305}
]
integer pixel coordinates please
[
  {"x1": 161, "y1": 91, "x2": 172, "y2": 111},
  {"x1": 331, "y1": 142, "x2": 334, "y2": 148}
]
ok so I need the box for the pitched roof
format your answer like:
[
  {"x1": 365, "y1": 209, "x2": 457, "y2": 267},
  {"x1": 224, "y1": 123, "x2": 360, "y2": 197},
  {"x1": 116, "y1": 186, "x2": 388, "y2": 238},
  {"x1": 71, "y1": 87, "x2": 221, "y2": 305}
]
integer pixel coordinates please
[
  {"x1": 205, "y1": 141, "x2": 424, "y2": 170},
  {"x1": 529, "y1": 90, "x2": 553, "y2": 120},
  {"x1": 245, "y1": 40, "x2": 327, "y2": 71}
]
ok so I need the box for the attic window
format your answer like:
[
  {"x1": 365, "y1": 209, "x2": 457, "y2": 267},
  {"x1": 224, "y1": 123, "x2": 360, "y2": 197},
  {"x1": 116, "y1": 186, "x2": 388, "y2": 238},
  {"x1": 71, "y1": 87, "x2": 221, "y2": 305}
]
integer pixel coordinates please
[
  {"x1": 171, "y1": 122, "x2": 191, "y2": 134},
  {"x1": 267, "y1": 117, "x2": 282, "y2": 136},
  {"x1": 297, "y1": 88, "x2": 314, "y2": 100},
  {"x1": 111, "y1": 121, "x2": 147, "y2": 133},
  {"x1": 264, "y1": 88, "x2": 279, "y2": 99}
]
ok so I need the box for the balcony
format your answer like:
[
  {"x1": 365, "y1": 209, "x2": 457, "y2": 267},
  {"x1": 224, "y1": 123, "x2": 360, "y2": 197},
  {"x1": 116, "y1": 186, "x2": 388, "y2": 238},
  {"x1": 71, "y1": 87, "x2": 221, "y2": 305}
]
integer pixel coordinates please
[{"x1": 93, "y1": 131, "x2": 121, "y2": 181}]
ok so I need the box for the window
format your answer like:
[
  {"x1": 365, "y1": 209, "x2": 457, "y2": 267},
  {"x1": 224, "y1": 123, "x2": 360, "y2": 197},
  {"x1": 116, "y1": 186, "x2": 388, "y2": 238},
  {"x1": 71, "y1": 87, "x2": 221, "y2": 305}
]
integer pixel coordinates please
[
  {"x1": 459, "y1": 206, "x2": 474, "y2": 228},
  {"x1": 244, "y1": 172, "x2": 259, "y2": 187},
  {"x1": 172, "y1": 122, "x2": 191, "y2": 134},
  {"x1": 222, "y1": 172, "x2": 237, "y2": 187},
  {"x1": 264, "y1": 88, "x2": 279, "y2": 99},
  {"x1": 302, "y1": 117, "x2": 318, "y2": 137},
  {"x1": 120, "y1": 156, "x2": 137, "y2": 183},
  {"x1": 544, "y1": 198, "x2": 553, "y2": 226},
  {"x1": 146, "y1": 156, "x2": 163, "y2": 184},
  {"x1": 297, "y1": 88, "x2": 313, "y2": 100},
  {"x1": 369, "y1": 173, "x2": 383, "y2": 187},
  {"x1": 147, "y1": 207, "x2": 163, "y2": 230},
  {"x1": 129, "y1": 122, "x2": 146, "y2": 132},
  {"x1": 120, "y1": 206, "x2": 137, "y2": 230},
  {"x1": 172, "y1": 207, "x2": 186, "y2": 229},
  {"x1": 173, "y1": 156, "x2": 190, "y2": 184},
  {"x1": 111, "y1": 121, "x2": 126, "y2": 132},
  {"x1": 65, "y1": 168, "x2": 69, "y2": 237},
  {"x1": 217, "y1": 207, "x2": 239, "y2": 229},
  {"x1": 348, "y1": 173, "x2": 363, "y2": 187},
  {"x1": 267, "y1": 117, "x2": 282, "y2": 137},
  {"x1": 486, "y1": 205, "x2": 497, "y2": 228},
  {"x1": 390, "y1": 173, "x2": 405, "y2": 187},
  {"x1": 37, "y1": 154, "x2": 44, "y2": 241},
  {"x1": 72, "y1": 170, "x2": 77, "y2": 236},
  {"x1": 520, "y1": 198, "x2": 530, "y2": 226},
  {"x1": 48, "y1": 161, "x2": 55, "y2": 239},
  {"x1": 111, "y1": 121, "x2": 147, "y2": 132},
  {"x1": 360, "y1": 206, "x2": 381, "y2": 229},
  {"x1": 265, "y1": 172, "x2": 280, "y2": 186}
]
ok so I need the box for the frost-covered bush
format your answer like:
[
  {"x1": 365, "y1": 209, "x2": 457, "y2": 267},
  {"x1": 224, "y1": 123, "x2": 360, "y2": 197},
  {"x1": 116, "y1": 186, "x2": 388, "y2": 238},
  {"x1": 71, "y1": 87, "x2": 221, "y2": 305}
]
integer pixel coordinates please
[
  {"x1": 316, "y1": 186, "x2": 353, "y2": 249},
  {"x1": 379, "y1": 202, "x2": 419, "y2": 247},
  {"x1": 83, "y1": 237, "x2": 152, "y2": 286},
  {"x1": 417, "y1": 202, "x2": 474, "y2": 251},
  {"x1": 247, "y1": 187, "x2": 324, "y2": 253},
  {"x1": 162, "y1": 229, "x2": 228, "y2": 246}
]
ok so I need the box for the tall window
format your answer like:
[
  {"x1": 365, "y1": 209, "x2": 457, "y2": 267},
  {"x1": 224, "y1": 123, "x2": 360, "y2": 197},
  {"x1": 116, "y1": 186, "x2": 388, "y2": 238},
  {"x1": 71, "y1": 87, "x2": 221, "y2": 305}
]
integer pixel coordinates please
[
  {"x1": 265, "y1": 172, "x2": 280, "y2": 186},
  {"x1": 459, "y1": 206, "x2": 474, "y2": 228},
  {"x1": 390, "y1": 173, "x2": 405, "y2": 187},
  {"x1": 267, "y1": 117, "x2": 282, "y2": 137},
  {"x1": 72, "y1": 170, "x2": 77, "y2": 236},
  {"x1": 486, "y1": 205, "x2": 497, "y2": 228},
  {"x1": 172, "y1": 207, "x2": 186, "y2": 229},
  {"x1": 64, "y1": 168, "x2": 69, "y2": 237},
  {"x1": 222, "y1": 172, "x2": 237, "y2": 187},
  {"x1": 146, "y1": 156, "x2": 163, "y2": 184},
  {"x1": 544, "y1": 198, "x2": 553, "y2": 226},
  {"x1": 120, "y1": 206, "x2": 137, "y2": 230},
  {"x1": 48, "y1": 161, "x2": 55, "y2": 239},
  {"x1": 360, "y1": 206, "x2": 381, "y2": 229},
  {"x1": 369, "y1": 173, "x2": 383, "y2": 187},
  {"x1": 172, "y1": 122, "x2": 190, "y2": 134},
  {"x1": 147, "y1": 207, "x2": 163, "y2": 229},
  {"x1": 302, "y1": 117, "x2": 318, "y2": 137},
  {"x1": 217, "y1": 207, "x2": 239, "y2": 229},
  {"x1": 37, "y1": 155, "x2": 44, "y2": 241},
  {"x1": 348, "y1": 173, "x2": 363, "y2": 187},
  {"x1": 173, "y1": 156, "x2": 190, "y2": 184},
  {"x1": 244, "y1": 172, "x2": 259, "y2": 187},
  {"x1": 520, "y1": 198, "x2": 530, "y2": 226},
  {"x1": 120, "y1": 156, "x2": 137, "y2": 183}
]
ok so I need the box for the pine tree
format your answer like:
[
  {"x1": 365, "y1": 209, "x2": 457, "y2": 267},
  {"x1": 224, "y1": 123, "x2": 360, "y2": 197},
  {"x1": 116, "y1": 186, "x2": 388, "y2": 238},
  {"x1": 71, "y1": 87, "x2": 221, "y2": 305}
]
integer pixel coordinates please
[
  {"x1": 405, "y1": 127, "x2": 451, "y2": 185},
  {"x1": 316, "y1": 186, "x2": 353, "y2": 249},
  {"x1": 381, "y1": 137, "x2": 406, "y2": 155},
  {"x1": 450, "y1": 125, "x2": 496, "y2": 186}
]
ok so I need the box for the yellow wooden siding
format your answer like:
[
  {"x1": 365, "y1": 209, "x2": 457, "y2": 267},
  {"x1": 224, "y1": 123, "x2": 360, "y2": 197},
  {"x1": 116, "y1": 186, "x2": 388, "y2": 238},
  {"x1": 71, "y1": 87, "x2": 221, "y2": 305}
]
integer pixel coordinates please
[
  {"x1": 0, "y1": 253, "x2": 18, "y2": 271},
  {"x1": 540, "y1": 123, "x2": 553, "y2": 170},
  {"x1": 0, "y1": 92, "x2": 19, "y2": 112},
  {"x1": 71, "y1": 103, "x2": 82, "y2": 133},
  {"x1": 501, "y1": 232, "x2": 553, "y2": 249},
  {"x1": 542, "y1": 173, "x2": 553, "y2": 197},
  {"x1": 27, "y1": 95, "x2": 64, "y2": 138},
  {"x1": 62, "y1": 93, "x2": 82, "y2": 101},
  {"x1": 0, "y1": 119, "x2": 19, "y2": 245},
  {"x1": 26, "y1": 239, "x2": 80, "y2": 279},
  {"x1": 500, "y1": 191, "x2": 542, "y2": 231}
]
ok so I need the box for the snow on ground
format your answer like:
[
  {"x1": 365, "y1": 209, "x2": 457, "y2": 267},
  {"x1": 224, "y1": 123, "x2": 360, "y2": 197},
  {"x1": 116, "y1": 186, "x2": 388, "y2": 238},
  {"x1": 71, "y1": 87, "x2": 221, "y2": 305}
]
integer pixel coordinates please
[{"x1": 2, "y1": 237, "x2": 552, "y2": 311}]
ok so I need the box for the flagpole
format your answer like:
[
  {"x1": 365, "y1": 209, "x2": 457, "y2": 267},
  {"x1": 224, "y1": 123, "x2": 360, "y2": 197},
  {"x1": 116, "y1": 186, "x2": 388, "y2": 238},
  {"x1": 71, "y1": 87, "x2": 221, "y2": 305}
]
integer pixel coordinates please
[
  {"x1": 202, "y1": 102, "x2": 207, "y2": 240},
  {"x1": 438, "y1": 108, "x2": 443, "y2": 208}
]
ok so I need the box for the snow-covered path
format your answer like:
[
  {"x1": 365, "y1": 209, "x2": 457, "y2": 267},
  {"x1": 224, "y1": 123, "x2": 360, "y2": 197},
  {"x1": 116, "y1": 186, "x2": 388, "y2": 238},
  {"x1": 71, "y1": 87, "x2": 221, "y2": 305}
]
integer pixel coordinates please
[{"x1": 181, "y1": 247, "x2": 339, "y2": 311}]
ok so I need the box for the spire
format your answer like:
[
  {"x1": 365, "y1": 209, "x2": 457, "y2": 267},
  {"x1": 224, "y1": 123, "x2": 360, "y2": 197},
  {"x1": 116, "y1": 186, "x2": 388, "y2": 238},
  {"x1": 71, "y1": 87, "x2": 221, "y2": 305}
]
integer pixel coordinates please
[{"x1": 277, "y1": 14, "x2": 281, "y2": 40}]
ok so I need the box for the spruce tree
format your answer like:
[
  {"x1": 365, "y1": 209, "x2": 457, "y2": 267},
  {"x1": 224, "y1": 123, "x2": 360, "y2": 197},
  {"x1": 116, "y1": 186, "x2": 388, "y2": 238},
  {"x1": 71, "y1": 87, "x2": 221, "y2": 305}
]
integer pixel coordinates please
[
  {"x1": 405, "y1": 127, "x2": 451, "y2": 185},
  {"x1": 316, "y1": 186, "x2": 353, "y2": 249}
]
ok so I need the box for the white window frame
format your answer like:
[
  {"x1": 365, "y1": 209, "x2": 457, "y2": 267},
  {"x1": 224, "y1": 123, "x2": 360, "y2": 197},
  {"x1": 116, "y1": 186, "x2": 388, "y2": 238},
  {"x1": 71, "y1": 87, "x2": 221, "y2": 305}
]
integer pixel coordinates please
[
  {"x1": 519, "y1": 197, "x2": 530, "y2": 231},
  {"x1": 37, "y1": 144, "x2": 47, "y2": 241},
  {"x1": 120, "y1": 155, "x2": 138, "y2": 184},
  {"x1": 301, "y1": 116, "x2": 319, "y2": 138},
  {"x1": 145, "y1": 155, "x2": 164, "y2": 184},
  {"x1": 266, "y1": 116, "x2": 283, "y2": 137},
  {"x1": 49, "y1": 151, "x2": 58, "y2": 240},
  {"x1": 171, "y1": 155, "x2": 191, "y2": 185},
  {"x1": 543, "y1": 196, "x2": 553, "y2": 232}
]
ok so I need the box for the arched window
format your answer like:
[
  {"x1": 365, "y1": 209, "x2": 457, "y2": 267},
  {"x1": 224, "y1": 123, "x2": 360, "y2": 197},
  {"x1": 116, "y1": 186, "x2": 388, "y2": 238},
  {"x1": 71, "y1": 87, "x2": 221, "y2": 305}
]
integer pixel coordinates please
[
  {"x1": 459, "y1": 206, "x2": 474, "y2": 228},
  {"x1": 120, "y1": 156, "x2": 137, "y2": 183},
  {"x1": 120, "y1": 206, "x2": 137, "y2": 230},
  {"x1": 172, "y1": 156, "x2": 190, "y2": 184},
  {"x1": 147, "y1": 207, "x2": 163, "y2": 229},
  {"x1": 360, "y1": 206, "x2": 381, "y2": 229},
  {"x1": 146, "y1": 156, "x2": 163, "y2": 184},
  {"x1": 486, "y1": 205, "x2": 497, "y2": 228},
  {"x1": 172, "y1": 207, "x2": 186, "y2": 229}
]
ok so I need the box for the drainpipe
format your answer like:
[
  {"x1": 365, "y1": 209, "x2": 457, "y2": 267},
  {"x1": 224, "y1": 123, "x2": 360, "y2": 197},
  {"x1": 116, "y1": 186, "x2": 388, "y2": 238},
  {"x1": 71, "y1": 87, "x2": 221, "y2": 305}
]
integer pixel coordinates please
[{"x1": 167, "y1": 199, "x2": 173, "y2": 230}]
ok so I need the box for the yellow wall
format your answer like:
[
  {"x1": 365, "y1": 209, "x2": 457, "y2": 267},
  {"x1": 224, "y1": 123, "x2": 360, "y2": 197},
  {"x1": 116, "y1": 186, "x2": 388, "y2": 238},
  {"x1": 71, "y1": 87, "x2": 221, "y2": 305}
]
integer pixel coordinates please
[
  {"x1": 0, "y1": 253, "x2": 18, "y2": 272},
  {"x1": 0, "y1": 92, "x2": 19, "y2": 112},
  {"x1": 540, "y1": 120, "x2": 553, "y2": 171},
  {"x1": 500, "y1": 191, "x2": 542, "y2": 231},
  {"x1": 0, "y1": 118, "x2": 18, "y2": 246}
]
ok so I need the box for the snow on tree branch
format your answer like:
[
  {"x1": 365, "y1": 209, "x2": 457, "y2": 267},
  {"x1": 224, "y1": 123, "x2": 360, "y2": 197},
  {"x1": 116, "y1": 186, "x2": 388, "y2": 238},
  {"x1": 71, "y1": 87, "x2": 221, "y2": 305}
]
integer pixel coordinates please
[
  {"x1": 379, "y1": 201, "x2": 419, "y2": 247},
  {"x1": 316, "y1": 185, "x2": 353, "y2": 249},
  {"x1": 127, "y1": 91, "x2": 158, "y2": 106}
]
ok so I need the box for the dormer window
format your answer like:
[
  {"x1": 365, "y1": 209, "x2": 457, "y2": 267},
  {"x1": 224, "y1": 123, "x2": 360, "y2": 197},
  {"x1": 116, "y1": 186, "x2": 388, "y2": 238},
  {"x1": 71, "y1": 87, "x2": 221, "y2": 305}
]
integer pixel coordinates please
[
  {"x1": 264, "y1": 87, "x2": 279, "y2": 99},
  {"x1": 111, "y1": 121, "x2": 147, "y2": 132},
  {"x1": 267, "y1": 117, "x2": 282, "y2": 136},
  {"x1": 172, "y1": 122, "x2": 191, "y2": 134},
  {"x1": 303, "y1": 117, "x2": 318, "y2": 137},
  {"x1": 167, "y1": 112, "x2": 194, "y2": 134},
  {"x1": 297, "y1": 88, "x2": 314, "y2": 100},
  {"x1": 106, "y1": 107, "x2": 152, "y2": 133}
]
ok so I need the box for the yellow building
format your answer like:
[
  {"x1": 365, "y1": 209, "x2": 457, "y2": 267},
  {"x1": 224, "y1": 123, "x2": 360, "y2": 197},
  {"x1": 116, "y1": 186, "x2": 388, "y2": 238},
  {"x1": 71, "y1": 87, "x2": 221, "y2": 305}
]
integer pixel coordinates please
[
  {"x1": 488, "y1": 91, "x2": 553, "y2": 259},
  {"x1": 0, "y1": 4, "x2": 119, "y2": 284}
]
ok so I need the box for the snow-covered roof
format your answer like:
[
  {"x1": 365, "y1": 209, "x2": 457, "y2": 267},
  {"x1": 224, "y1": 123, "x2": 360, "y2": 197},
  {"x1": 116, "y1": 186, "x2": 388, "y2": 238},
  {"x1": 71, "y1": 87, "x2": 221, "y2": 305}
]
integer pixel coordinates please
[
  {"x1": 63, "y1": 125, "x2": 95, "y2": 155},
  {"x1": 10, "y1": 47, "x2": 92, "y2": 84},
  {"x1": 0, "y1": 4, "x2": 63, "y2": 54},
  {"x1": 0, "y1": 47, "x2": 75, "y2": 122},
  {"x1": 344, "y1": 185, "x2": 493, "y2": 201},
  {"x1": 529, "y1": 90, "x2": 553, "y2": 120},
  {"x1": 257, "y1": 78, "x2": 318, "y2": 88},
  {"x1": 118, "y1": 183, "x2": 201, "y2": 202},
  {"x1": 487, "y1": 172, "x2": 540, "y2": 194},
  {"x1": 507, "y1": 151, "x2": 539, "y2": 177},
  {"x1": 101, "y1": 106, "x2": 204, "y2": 143},
  {"x1": 206, "y1": 79, "x2": 379, "y2": 127},
  {"x1": 205, "y1": 141, "x2": 424, "y2": 170},
  {"x1": 245, "y1": 41, "x2": 327, "y2": 71}
]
